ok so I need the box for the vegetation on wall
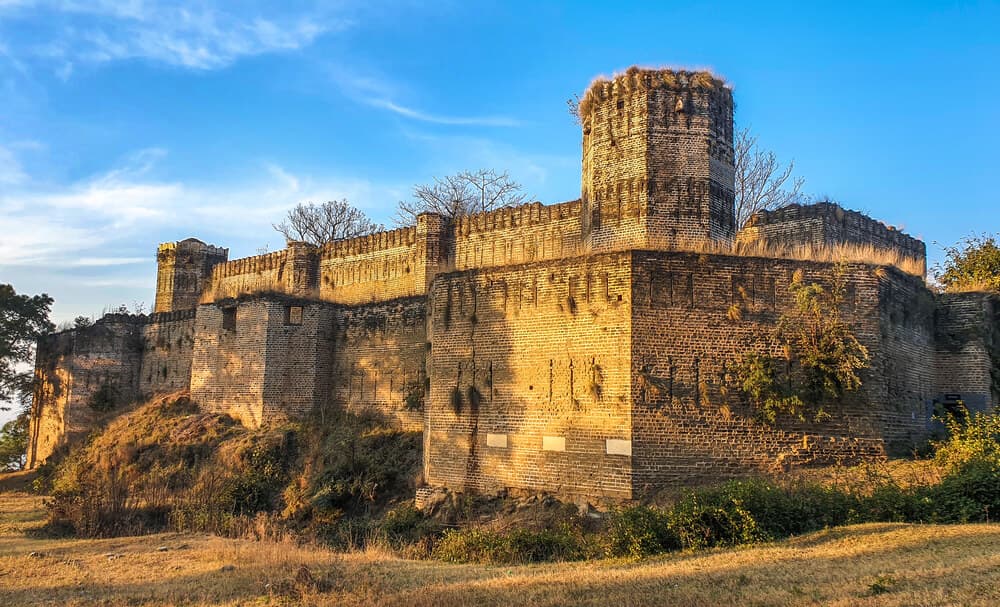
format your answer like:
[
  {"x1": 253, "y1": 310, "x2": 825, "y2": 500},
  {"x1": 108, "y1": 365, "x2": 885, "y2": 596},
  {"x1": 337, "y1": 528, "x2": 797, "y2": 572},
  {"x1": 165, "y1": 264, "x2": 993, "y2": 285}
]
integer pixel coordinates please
[{"x1": 735, "y1": 267, "x2": 869, "y2": 423}]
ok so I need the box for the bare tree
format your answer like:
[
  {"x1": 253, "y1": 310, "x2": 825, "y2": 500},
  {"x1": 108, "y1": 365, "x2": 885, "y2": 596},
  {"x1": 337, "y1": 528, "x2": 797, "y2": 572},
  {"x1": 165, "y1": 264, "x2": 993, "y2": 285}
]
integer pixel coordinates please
[
  {"x1": 274, "y1": 199, "x2": 383, "y2": 246},
  {"x1": 394, "y1": 169, "x2": 527, "y2": 226},
  {"x1": 734, "y1": 127, "x2": 806, "y2": 228}
]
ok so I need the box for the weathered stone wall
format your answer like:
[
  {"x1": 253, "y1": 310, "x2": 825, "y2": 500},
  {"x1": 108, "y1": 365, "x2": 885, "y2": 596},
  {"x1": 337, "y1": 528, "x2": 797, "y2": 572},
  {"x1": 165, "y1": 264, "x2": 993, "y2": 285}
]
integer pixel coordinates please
[
  {"x1": 154, "y1": 239, "x2": 228, "y2": 313},
  {"x1": 425, "y1": 253, "x2": 635, "y2": 500},
  {"x1": 935, "y1": 292, "x2": 1000, "y2": 413},
  {"x1": 580, "y1": 69, "x2": 735, "y2": 252},
  {"x1": 191, "y1": 297, "x2": 338, "y2": 428},
  {"x1": 27, "y1": 315, "x2": 145, "y2": 467},
  {"x1": 738, "y1": 203, "x2": 927, "y2": 271},
  {"x1": 139, "y1": 310, "x2": 197, "y2": 398},
  {"x1": 451, "y1": 201, "x2": 583, "y2": 272},
  {"x1": 329, "y1": 297, "x2": 427, "y2": 432}
]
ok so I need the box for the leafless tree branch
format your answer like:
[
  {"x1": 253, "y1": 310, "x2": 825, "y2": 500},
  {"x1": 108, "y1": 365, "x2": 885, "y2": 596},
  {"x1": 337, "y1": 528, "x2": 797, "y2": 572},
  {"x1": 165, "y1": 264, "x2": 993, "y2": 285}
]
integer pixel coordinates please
[
  {"x1": 274, "y1": 199, "x2": 383, "y2": 246},
  {"x1": 735, "y1": 127, "x2": 806, "y2": 228},
  {"x1": 394, "y1": 169, "x2": 527, "y2": 226}
]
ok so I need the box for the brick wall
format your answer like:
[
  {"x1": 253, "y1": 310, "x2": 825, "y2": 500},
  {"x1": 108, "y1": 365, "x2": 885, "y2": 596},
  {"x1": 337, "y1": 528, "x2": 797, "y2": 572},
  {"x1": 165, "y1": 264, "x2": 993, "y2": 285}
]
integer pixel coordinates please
[
  {"x1": 935, "y1": 292, "x2": 1000, "y2": 412},
  {"x1": 190, "y1": 301, "x2": 272, "y2": 427},
  {"x1": 138, "y1": 310, "x2": 197, "y2": 398},
  {"x1": 329, "y1": 297, "x2": 427, "y2": 432},
  {"x1": 580, "y1": 69, "x2": 735, "y2": 252},
  {"x1": 451, "y1": 201, "x2": 583, "y2": 272},
  {"x1": 425, "y1": 253, "x2": 635, "y2": 500},
  {"x1": 27, "y1": 315, "x2": 145, "y2": 467}
]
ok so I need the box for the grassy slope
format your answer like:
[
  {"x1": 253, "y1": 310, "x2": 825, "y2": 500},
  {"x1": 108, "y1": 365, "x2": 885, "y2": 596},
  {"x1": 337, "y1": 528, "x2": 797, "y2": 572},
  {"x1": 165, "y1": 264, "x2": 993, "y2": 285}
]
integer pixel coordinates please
[{"x1": 2, "y1": 492, "x2": 998, "y2": 607}]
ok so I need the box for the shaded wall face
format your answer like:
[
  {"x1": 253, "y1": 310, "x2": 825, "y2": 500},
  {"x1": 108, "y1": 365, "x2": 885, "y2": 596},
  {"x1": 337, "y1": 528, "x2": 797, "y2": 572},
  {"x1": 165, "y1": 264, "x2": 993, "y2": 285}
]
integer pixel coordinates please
[
  {"x1": 139, "y1": 311, "x2": 197, "y2": 398},
  {"x1": 627, "y1": 254, "x2": 928, "y2": 490},
  {"x1": 191, "y1": 303, "x2": 269, "y2": 428},
  {"x1": 28, "y1": 319, "x2": 144, "y2": 467},
  {"x1": 875, "y1": 275, "x2": 936, "y2": 451},
  {"x1": 935, "y1": 293, "x2": 1000, "y2": 412},
  {"x1": 425, "y1": 253, "x2": 635, "y2": 500},
  {"x1": 329, "y1": 298, "x2": 427, "y2": 433}
]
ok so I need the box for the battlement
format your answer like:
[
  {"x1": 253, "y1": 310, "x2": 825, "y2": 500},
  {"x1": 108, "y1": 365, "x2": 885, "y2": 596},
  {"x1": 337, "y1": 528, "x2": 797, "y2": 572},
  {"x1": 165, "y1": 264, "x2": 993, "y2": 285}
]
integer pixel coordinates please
[
  {"x1": 156, "y1": 238, "x2": 228, "y2": 260},
  {"x1": 318, "y1": 226, "x2": 417, "y2": 261},
  {"x1": 738, "y1": 202, "x2": 927, "y2": 273},
  {"x1": 578, "y1": 67, "x2": 728, "y2": 119}
]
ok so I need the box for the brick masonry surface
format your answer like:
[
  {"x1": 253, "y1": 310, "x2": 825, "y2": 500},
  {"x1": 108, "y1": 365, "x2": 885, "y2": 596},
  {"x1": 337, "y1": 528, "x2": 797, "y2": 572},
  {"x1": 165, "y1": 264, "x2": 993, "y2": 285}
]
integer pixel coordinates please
[{"x1": 29, "y1": 67, "x2": 1000, "y2": 502}]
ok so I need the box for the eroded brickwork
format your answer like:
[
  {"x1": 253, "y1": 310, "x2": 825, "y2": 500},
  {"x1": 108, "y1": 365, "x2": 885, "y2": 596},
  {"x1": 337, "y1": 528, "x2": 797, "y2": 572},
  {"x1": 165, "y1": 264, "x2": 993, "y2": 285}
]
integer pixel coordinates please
[
  {"x1": 28, "y1": 316, "x2": 142, "y2": 467},
  {"x1": 425, "y1": 254, "x2": 635, "y2": 499},
  {"x1": 580, "y1": 69, "x2": 735, "y2": 252},
  {"x1": 329, "y1": 297, "x2": 427, "y2": 432}
]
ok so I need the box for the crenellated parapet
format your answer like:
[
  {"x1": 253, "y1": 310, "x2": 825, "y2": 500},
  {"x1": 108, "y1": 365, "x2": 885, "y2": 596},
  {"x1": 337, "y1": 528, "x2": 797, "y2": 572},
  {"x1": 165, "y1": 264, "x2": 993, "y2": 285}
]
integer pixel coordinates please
[{"x1": 738, "y1": 202, "x2": 927, "y2": 275}]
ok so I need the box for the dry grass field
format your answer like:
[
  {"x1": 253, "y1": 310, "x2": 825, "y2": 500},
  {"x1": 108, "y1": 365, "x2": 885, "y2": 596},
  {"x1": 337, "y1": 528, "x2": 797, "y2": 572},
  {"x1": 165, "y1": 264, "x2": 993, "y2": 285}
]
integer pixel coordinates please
[{"x1": 1, "y1": 490, "x2": 999, "y2": 606}]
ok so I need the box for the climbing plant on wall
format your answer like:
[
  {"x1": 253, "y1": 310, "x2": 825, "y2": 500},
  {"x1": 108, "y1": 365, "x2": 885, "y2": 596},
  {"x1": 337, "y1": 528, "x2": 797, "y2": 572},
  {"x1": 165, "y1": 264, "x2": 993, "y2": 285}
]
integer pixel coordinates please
[{"x1": 736, "y1": 266, "x2": 869, "y2": 423}]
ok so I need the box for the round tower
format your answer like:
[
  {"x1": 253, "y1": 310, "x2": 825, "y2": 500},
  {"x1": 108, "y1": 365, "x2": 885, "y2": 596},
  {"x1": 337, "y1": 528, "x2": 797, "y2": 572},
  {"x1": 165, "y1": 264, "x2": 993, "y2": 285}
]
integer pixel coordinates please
[{"x1": 579, "y1": 67, "x2": 735, "y2": 251}]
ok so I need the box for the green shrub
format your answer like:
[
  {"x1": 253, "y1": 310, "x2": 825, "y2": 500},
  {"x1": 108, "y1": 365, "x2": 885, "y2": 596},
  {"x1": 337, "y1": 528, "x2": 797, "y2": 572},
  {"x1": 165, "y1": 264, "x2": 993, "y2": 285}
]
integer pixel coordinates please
[
  {"x1": 604, "y1": 506, "x2": 678, "y2": 558},
  {"x1": 433, "y1": 525, "x2": 585, "y2": 564}
]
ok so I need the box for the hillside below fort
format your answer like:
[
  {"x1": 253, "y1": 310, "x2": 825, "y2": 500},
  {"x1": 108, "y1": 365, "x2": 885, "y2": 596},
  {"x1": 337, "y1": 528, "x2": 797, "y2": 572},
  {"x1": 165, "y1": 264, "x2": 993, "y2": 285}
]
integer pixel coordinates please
[{"x1": 28, "y1": 67, "x2": 1000, "y2": 502}]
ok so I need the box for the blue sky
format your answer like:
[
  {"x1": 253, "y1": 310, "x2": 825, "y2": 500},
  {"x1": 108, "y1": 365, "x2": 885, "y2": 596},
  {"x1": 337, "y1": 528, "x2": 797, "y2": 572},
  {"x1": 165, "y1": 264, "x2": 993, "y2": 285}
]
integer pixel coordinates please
[{"x1": 0, "y1": 0, "x2": 998, "y2": 325}]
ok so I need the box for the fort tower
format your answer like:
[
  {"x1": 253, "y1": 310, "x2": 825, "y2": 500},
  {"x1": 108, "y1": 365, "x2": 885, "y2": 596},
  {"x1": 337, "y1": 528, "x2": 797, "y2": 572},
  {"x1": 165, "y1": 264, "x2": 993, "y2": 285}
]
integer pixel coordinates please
[
  {"x1": 153, "y1": 238, "x2": 228, "y2": 313},
  {"x1": 580, "y1": 67, "x2": 736, "y2": 251}
]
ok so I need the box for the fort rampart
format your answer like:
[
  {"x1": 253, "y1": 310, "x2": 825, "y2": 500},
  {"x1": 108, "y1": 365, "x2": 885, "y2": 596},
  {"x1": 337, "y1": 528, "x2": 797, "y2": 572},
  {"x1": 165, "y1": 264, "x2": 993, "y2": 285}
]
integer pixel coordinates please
[{"x1": 28, "y1": 67, "x2": 1000, "y2": 501}]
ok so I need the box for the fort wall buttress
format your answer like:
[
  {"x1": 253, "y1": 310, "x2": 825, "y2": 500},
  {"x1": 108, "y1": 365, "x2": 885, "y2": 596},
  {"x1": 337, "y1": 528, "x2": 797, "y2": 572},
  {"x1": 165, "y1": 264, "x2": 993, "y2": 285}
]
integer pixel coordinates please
[
  {"x1": 426, "y1": 253, "x2": 635, "y2": 500},
  {"x1": 190, "y1": 302, "x2": 271, "y2": 428},
  {"x1": 27, "y1": 316, "x2": 145, "y2": 467},
  {"x1": 934, "y1": 293, "x2": 999, "y2": 413}
]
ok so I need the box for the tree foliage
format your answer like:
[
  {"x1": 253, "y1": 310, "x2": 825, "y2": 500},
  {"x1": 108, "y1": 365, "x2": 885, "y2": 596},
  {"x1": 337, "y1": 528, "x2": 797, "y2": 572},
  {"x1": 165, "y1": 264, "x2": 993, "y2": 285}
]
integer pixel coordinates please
[
  {"x1": 735, "y1": 268, "x2": 869, "y2": 423},
  {"x1": 274, "y1": 199, "x2": 383, "y2": 246},
  {"x1": 395, "y1": 169, "x2": 526, "y2": 226},
  {"x1": 734, "y1": 127, "x2": 806, "y2": 229},
  {"x1": 1, "y1": 283, "x2": 53, "y2": 408},
  {"x1": 0, "y1": 410, "x2": 29, "y2": 471},
  {"x1": 935, "y1": 233, "x2": 1000, "y2": 293}
]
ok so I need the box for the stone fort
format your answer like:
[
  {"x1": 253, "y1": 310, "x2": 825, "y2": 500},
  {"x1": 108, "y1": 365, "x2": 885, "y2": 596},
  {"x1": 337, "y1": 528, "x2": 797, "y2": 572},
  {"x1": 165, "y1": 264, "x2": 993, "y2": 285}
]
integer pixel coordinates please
[{"x1": 27, "y1": 68, "x2": 1000, "y2": 501}]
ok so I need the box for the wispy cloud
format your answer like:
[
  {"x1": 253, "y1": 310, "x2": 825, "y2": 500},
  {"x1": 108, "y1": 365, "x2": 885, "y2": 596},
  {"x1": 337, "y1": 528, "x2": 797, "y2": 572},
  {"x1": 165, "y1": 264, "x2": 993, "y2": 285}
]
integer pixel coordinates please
[
  {"x1": 0, "y1": 1, "x2": 349, "y2": 73},
  {"x1": 368, "y1": 99, "x2": 521, "y2": 127},
  {"x1": 329, "y1": 65, "x2": 522, "y2": 128}
]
